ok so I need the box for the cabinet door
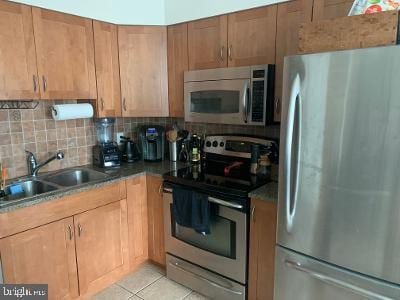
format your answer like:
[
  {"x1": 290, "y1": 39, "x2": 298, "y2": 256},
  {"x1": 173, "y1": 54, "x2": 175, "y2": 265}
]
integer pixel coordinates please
[
  {"x1": 188, "y1": 15, "x2": 227, "y2": 70},
  {"x1": 118, "y1": 26, "x2": 169, "y2": 117},
  {"x1": 248, "y1": 199, "x2": 277, "y2": 300},
  {"x1": 126, "y1": 176, "x2": 148, "y2": 266},
  {"x1": 93, "y1": 21, "x2": 122, "y2": 117},
  {"x1": 74, "y1": 200, "x2": 128, "y2": 294},
  {"x1": 0, "y1": 1, "x2": 39, "y2": 100},
  {"x1": 274, "y1": 0, "x2": 313, "y2": 122},
  {"x1": 167, "y1": 23, "x2": 188, "y2": 118},
  {"x1": 147, "y1": 175, "x2": 165, "y2": 266},
  {"x1": 313, "y1": 0, "x2": 355, "y2": 21},
  {"x1": 32, "y1": 8, "x2": 96, "y2": 100},
  {"x1": 0, "y1": 217, "x2": 78, "y2": 300},
  {"x1": 227, "y1": 6, "x2": 277, "y2": 67}
]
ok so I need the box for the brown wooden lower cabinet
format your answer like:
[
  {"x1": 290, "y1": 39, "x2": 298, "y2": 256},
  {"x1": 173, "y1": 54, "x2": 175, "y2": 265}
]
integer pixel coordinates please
[
  {"x1": 74, "y1": 200, "x2": 129, "y2": 295},
  {"x1": 147, "y1": 175, "x2": 166, "y2": 266},
  {"x1": 248, "y1": 198, "x2": 277, "y2": 300},
  {"x1": 0, "y1": 217, "x2": 79, "y2": 300},
  {"x1": 126, "y1": 176, "x2": 149, "y2": 266},
  {"x1": 0, "y1": 175, "x2": 167, "y2": 299}
]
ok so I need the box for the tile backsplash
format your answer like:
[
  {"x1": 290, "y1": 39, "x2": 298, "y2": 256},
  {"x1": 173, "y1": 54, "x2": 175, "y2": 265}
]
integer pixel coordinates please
[{"x1": 0, "y1": 101, "x2": 279, "y2": 179}]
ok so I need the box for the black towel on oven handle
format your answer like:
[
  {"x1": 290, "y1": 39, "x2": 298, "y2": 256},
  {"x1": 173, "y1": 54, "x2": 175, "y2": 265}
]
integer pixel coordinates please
[{"x1": 172, "y1": 188, "x2": 210, "y2": 234}]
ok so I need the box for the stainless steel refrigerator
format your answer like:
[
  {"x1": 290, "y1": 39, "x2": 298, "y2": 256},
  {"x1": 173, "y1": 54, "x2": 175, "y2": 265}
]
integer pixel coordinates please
[{"x1": 275, "y1": 45, "x2": 400, "y2": 300}]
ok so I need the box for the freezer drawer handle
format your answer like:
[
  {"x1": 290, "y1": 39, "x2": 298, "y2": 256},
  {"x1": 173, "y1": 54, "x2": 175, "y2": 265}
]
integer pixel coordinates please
[
  {"x1": 169, "y1": 261, "x2": 243, "y2": 296},
  {"x1": 285, "y1": 260, "x2": 393, "y2": 300}
]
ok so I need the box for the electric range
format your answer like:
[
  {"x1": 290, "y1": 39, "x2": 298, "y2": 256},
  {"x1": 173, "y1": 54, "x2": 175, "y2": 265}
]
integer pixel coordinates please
[{"x1": 162, "y1": 135, "x2": 278, "y2": 300}]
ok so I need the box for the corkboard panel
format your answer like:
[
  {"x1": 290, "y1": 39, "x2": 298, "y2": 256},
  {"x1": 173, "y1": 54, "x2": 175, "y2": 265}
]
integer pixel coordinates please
[{"x1": 299, "y1": 10, "x2": 398, "y2": 54}]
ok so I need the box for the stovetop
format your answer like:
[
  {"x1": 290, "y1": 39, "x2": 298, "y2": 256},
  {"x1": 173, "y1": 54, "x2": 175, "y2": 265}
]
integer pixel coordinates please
[{"x1": 163, "y1": 160, "x2": 270, "y2": 199}]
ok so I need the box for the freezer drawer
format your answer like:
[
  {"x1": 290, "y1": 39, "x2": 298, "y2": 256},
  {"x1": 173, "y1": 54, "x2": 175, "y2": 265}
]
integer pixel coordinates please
[
  {"x1": 274, "y1": 246, "x2": 400, "y2": 300},
  {"x1": 166, "y1": 254, "x2": 246, "y2": 300}
]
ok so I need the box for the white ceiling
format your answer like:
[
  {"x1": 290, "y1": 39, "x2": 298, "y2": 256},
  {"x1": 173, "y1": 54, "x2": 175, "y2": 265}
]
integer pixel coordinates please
[{"x1": 11, "y1": 0, "x2": 287, "y2": 25}]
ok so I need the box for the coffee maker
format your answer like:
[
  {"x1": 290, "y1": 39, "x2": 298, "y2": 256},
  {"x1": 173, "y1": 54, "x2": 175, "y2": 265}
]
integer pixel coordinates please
[
  {"x1": 138, "y1": 126, "x2": 165, "y2": 162},
  {"x1": 92, "y1": 118, "x2": 121, "y2": 167}
]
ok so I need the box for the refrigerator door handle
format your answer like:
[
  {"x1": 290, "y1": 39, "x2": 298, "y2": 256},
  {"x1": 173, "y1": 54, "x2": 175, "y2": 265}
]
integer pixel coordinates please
[
  {"x1": 285, "y1": 260, "x2": 393, "y2": 300},
  {"x1": 285, "y1": 74, "x2": 302, "y2": 232}
]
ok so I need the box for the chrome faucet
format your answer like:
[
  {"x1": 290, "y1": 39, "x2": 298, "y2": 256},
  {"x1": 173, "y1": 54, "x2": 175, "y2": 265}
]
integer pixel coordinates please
[{"x1": 25, "y1": 151, "x2": 64, "y2": 176}]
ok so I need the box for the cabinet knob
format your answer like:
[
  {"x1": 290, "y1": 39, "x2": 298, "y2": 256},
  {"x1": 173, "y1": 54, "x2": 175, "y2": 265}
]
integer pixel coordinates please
[
  {"x1": 78, "y1": 223, "x2": 83, "y2": 237},
  {"x1": 251, "y1": 205, "x2": 256, "y2": 222},
  {"x1": 67, "y1": 224, "x2": 73, "y2": 240},
  {"x1": 42, "y1": 76, "x2": 47, "y2": 92},
  {"x1": 33, "y1": 75, "x2": 38, "y2": 93},
  {"x1": 101, "y1": 98, "x2": 104, "y2": 111},
  {"x1": 219, "y1": 46, "x2": 224, "y2": 62},
  {"x1": 123, "y1": 98, "x2": 127, "y2": 111},
  {"x1": 228, "y1": 45, "x2": 232, "y2": 61}
]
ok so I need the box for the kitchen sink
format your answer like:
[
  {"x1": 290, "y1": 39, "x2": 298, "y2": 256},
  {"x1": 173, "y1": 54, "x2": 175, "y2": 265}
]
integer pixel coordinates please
[
  {"x1": 44, "y1": 168, "x2": 110, "y2": 187},
  {"x1": 0, "y1": 180, "x2": 58, "y2": 202}
]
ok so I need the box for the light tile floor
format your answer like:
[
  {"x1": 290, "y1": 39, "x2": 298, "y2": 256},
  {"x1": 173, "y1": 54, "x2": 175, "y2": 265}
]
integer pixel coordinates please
[{"x1": 92, "y1": 262, "x2": 209, "y2": 300}]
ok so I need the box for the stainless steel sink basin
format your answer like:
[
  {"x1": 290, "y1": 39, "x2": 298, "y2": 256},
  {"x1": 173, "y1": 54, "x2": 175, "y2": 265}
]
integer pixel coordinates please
[
  {"x1": 44, "y1": 168, "x2": 110, "y2": 187},
  {"x1": 0, "y1": 180, "x2": 58, "y2": 202}
]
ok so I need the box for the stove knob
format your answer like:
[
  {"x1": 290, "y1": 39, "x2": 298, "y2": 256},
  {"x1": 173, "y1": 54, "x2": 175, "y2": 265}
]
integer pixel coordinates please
[
  {"x1": 212, "y1": 141, "x2": 218, "y2": 147},
  {"x1": 206, "y1": 141, "x2": 212, "y2": 147},
  {"x1": 220, "y1": 142, "x2": 225, "y2": 147}
]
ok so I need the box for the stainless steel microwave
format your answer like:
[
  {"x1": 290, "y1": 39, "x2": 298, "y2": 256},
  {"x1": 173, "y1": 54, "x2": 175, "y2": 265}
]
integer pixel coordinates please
[{"x1": 184, "y1": 64, "x2": 275, "y2": 126}]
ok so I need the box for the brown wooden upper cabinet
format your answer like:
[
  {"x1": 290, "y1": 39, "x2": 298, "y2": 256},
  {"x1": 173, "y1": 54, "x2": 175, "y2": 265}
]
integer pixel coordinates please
[
  {"x1": 227, "y1": 6, "x2": 277, "y2": 67},
  {"x1": 0, "y1": 217, "x2": 79, "y2": 299},
  {"x1": 274, "y1": 0, "x2": 313, "y2": 122},
  {"x1": 188, "y1": 15, "x2": 228, "y2": 70},
  {"x1": 32, "y1": 8, "x2": 96, "y2": 100},
  {"x1": 188, "y1": 6, "x2": 277, "y2": 70},
  {"x1": 93, "y1": 21, "x2": 122, "y2": 117},
  {"x1": 118, "y1": 26, "x2": 169, "y2": 117},
  {"x1": 167, "y1": 23, "x2": 188, "y2": 118},
  {"x1": 313, "y1": 0, "x2": 355, "y2": 20},
  {"x1": 0, "y1": 1, "x2": 39, "y2": 100}
]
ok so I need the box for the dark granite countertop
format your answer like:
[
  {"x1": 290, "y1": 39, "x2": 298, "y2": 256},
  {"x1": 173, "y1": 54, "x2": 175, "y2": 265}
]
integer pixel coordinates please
[
  {"x1": 248, "y1": 181, "x2": 278, "y2": 203},
  {"x1": 0, "y1": 161, "x2": 185, "y2": 213},
  {"x1": 0, "y1": 160, "x2": 278, "y2": 213}
]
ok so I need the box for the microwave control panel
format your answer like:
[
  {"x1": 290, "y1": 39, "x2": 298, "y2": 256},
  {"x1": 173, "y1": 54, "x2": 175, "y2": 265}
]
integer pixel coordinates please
[
  {"x1": 251, "y1": 68, "x2": 266, "y2": 123},
  {"x1": 249, "y1": 65, "x2": 275, "y2": 125}
]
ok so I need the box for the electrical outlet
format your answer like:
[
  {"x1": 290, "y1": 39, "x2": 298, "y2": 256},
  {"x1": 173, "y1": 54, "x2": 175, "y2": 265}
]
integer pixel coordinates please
[{"x1": 116, "y1": 132, "x2": 124, "y2": 144}]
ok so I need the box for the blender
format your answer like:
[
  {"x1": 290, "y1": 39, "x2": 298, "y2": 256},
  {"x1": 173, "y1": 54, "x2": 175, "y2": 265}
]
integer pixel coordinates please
[{"x1": 92, "y1": 118, "x2": 121, "y2": 168}]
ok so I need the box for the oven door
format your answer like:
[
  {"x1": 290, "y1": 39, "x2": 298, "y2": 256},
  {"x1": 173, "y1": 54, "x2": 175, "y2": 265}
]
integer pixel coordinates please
[
  {"x1": 163, "y1": 190, "x2": 247, "y2": 284},
  {"x1": 184, "y1": 79, "x2": 250, "y2": 125}
]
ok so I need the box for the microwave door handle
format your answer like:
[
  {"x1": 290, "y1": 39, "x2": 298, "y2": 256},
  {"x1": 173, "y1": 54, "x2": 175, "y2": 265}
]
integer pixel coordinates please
[
  {"x1": 285, "y1": 74, "x2": 302, "y2": 233},
  {"x1": 242, "y1": 81, "x2": 250, "y2": 123}
]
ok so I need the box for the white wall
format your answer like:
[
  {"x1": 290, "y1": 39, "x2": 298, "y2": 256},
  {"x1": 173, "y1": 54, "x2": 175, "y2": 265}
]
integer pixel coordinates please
[
  {"x1": 165, "y1": 0, "x2": 287, "y2": 24},
  {"x1": 10, "y1": 0, "x2": 166, "y2": 25},
  {"x1": 10, "y1": 0, "x2": 286, "y2": 25}
]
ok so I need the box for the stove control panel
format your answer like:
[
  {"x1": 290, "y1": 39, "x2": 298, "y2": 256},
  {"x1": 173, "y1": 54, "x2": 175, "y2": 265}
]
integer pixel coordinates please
[{"x1": 203, "y1": 135, "x2": 276, "y2": 159}]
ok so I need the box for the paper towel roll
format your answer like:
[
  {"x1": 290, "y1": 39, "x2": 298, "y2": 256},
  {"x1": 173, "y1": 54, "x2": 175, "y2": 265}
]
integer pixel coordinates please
[{"x1": 51, "y1": 104, "x2": 94, "y2": 121}]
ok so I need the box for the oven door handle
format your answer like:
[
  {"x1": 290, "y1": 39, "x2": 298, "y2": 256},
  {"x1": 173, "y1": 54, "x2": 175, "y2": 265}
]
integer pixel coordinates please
[
  {"x1": 169, "y1": 261, "x2": 244, "y2": 296},
  {"x1": 208, "y1": 197, "x2": 243, "y2": 209},
  {"x1": 163, "y1": 188, "x2": 243, "y2": 209}
]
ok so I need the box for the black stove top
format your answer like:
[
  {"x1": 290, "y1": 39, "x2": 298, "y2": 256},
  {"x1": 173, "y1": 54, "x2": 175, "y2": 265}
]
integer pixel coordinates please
[{"x1": 163, "y1": 160, "x2": 269, "y2": 199}]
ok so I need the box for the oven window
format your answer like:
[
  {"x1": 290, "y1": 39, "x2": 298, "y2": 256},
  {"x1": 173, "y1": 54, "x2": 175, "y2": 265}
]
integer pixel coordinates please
[
  {"x1": 171, "y1": 204, "x2": 236, "y2": 259},
  {"x1": 190, "y1": 90, "x2": 240, "y2": 114}
]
